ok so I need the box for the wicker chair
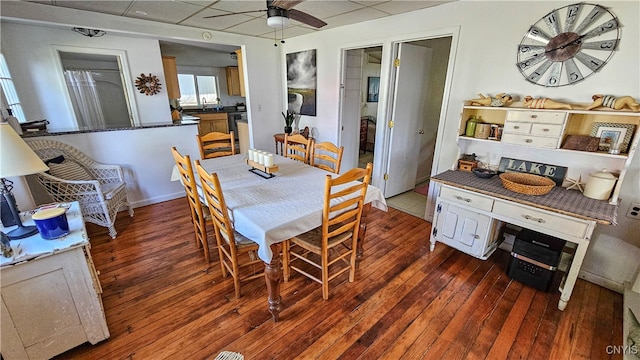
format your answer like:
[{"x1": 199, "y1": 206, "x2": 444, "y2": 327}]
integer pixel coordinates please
[{"x1": 25, "y1": 139, "x2": 133, "y2": 238}]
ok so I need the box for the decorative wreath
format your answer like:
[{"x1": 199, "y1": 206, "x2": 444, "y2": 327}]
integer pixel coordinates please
[{"x1": 135, "y1": 73, "x2": 162, "y2": 96}]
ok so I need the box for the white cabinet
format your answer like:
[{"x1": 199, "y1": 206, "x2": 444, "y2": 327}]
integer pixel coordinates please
[
  {"x1": 431, "y1": 186, "x2": 502, "y2": 260},
  {"x1": 0, "y1": 202, "x2": 109, "y2": 359},
  {"x1": 501, "y1": 110, "x2": 566, "y2": 149}
]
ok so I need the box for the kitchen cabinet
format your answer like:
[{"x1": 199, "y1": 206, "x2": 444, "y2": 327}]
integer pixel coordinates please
[
  {"x1": 457, "y1": 102, "x2": 640, "y2": 204},
  {"x1": 1, "y1": 202, "x2": 109, "y2": 359},
  {"x1": 226, "y1": 66, "x2": 241, "y2": 96},
  {"x1": 235, "y1": 49, "x2": 245, "y2": 97},
  {"x1": 162, "y1": 56, "x2": 180, "y2": 99},
  {"x1": 197, "y1": 113, "x2": 229, "y2": 135}
]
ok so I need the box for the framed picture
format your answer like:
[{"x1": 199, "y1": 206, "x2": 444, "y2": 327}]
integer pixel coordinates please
[
  {"x1": 286, "y1": 49, "x2": 317, "y2": 116},
  {"x1": 367, "y1": 76, "x2": 379, "y2": 102},
  {"x1": 590, "y1": 122, "x2": 636, "y2": 153}
]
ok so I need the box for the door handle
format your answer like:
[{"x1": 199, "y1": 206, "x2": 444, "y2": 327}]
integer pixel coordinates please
[{"x1": 418, "y1": 129, "x2": 425, "y2": 134}]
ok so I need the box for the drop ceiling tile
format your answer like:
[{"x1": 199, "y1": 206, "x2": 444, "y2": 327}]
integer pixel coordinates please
[
  {"x1": 293, "y1": 0, "x2": 365, "y2": 19},
  {"x1": 323, "y1": 7, "x2": 388, "y2": 29},
  {"x1": 126, "y1": 1, "x2": 205, "y2": 23},
  {"x1": 182, "y1": 8, "x2": 256, "y2": 30},
  {"x1": 48, "y1": 0, "x2": 133, "y2": 16},
  {"x1": 257, "y1": 25, "x2": 318, "y2": 39},
  {"x1": 208, "y1": 0, "x2": 268, "y2": 15},
  {"x1": 222, "y1": 17, "x2": 274, "y2": 36},
  {"x1": 372, "y1": 1, "x2": 451, "y2": 15}
]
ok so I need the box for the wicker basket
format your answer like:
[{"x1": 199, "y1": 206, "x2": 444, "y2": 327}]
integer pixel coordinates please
[{"x1": 499, "y1": 172, "x2": 555, "y2": 195}]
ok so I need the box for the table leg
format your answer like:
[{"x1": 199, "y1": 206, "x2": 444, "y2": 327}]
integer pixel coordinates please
[
  {"x1": 356, "y1": 203, "x2": 372, "y2": 262},
  {"x1": 265, "y1": 243, "x2": 282, "y2": 322}
]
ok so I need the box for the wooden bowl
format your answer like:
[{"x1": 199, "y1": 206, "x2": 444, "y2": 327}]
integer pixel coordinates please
[{"x1": 499, "y1": 172, "x2": 555, "y2": 195}]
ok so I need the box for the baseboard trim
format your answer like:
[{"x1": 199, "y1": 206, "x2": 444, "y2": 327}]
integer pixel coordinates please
[
  {"x1": 128, "y1": 192, "x2": 185, "y2": 209},
  {"x1": 579, "y1": 269, "x2": 624, "y2": 294}
]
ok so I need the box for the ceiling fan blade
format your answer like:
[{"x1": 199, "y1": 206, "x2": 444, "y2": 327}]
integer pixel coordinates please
[
  {"x1": 203, "y1": 10, "x2": 266, "y2": 19},
  {"x1": 288, "y1": 9, "x2": 327, "y2": 28},
  {"x1": 271, "y1": 0, "x2": 303, "y2": 10}
]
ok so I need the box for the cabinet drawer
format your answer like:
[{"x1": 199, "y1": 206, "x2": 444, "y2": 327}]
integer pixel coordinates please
[
  {"x1": 493, "y1": 200, "x2": 588, "y2": 238},
  {"x1": 530, "y1": 123, "x2": 563, "y2": 137},
  {"x1": 440, "y1": 186, "x2": 494, "y2": 212},
  {"x1": 503, "y1": 122, "x2": 532, "y2": 134},
  {"x1": 505, "y1": 111, "x2": 566, "y2": 124},
  {"x1": 501, "y1": 133, "x2": 559, "y2": 148}
]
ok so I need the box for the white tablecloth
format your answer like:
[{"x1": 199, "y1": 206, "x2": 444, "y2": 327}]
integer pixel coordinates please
[{"x1": 174, "y1": 154, "x2": 387, "y2": 262}]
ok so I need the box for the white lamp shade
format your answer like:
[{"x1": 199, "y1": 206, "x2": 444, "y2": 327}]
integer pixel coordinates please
[
  {"x1": 267, "y1": 16, "x2": 290, "y2": 28},
  {"x1": 0, "y1": 123, "x2": 49, "y2": 178}
]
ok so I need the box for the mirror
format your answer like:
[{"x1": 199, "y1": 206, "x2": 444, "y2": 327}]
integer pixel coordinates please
[{"x1": 54, "y1": 46, "x2": 140, "y2": 131}]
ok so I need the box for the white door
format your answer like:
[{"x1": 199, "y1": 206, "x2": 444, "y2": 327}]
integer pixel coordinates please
[
  {"x1": 384, "y1": 43, "x2": 430, "y2": 197},
  {"x1": 339, "y1": 49, "x2": 364, "y2": 171}
]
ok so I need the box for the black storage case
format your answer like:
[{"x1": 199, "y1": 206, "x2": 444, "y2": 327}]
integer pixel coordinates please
[{"x1": 507, "y1": 228, "x2": 566, "y2": 292}]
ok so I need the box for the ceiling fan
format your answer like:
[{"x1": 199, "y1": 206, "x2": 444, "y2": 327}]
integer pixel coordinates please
[{"x1": 204, "y1": 0, "x2": 327, "y2": 29}]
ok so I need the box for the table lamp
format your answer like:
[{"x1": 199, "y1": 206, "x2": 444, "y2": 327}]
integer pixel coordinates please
[{"x1": 0, "y1": 122, "x2": 49, "y2": 239}]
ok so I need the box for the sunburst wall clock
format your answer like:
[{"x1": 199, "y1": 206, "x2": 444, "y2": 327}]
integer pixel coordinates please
[{"x1": 516, "y1": 2, "x2": 620, "y2": 87}]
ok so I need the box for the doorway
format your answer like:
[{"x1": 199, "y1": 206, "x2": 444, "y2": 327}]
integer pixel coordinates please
[{"x1": 339, "y1": 35, "x2": 453, "y2": 220}]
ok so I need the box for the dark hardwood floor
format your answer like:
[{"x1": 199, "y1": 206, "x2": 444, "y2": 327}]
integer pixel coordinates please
[{"x1": 55, "y1": 198, "x2": 623, "y2": 359}]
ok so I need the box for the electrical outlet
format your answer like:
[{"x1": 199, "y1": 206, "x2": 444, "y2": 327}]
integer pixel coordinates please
[{"x1": 626, "y1": 202, "x2": 640, "y2": 219}]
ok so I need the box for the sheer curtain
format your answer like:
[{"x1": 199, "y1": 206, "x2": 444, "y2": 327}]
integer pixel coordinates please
[{"x1": 64, "y1": 70, "x2": 106, "y2": 129}]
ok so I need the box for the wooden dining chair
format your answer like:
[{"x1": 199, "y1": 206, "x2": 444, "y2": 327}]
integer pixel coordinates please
[
  {"x1": 282, "y1": 162, "x2": 373, "y2": 300},
  {"x1": 171, "y1": 147, "x2": 210, "y2": 262},
  {"x1": 195, "y1": 160, "x2": 264, "y2": 299},
  {"x1": 197, "y1": 131, "x2": 236, "y2": 159},
  {"x1": 284, "y1": 133, "x2": 312, "y2": 163},
  {"x1": 310, "y1": 141, "x2": 344, "y2": 174}
]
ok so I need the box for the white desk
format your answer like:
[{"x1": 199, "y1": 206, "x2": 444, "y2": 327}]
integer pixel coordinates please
[
  {"x1": 1, "y1": 202, "x2": 109, "y2": 359},
  {"x1": 173, "y1": 154, "x2": 387, "y2": 320},
  {"x1": 430, "y1": 170, "x2": 618, "y2": 311}
]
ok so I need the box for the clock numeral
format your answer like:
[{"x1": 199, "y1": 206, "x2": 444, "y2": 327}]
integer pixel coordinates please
[
  {"x1": 546, "y1": 62, "x2": 562, "y2": 87},
  {"x1": 581, "y1": 39, "x2": 619, "y2": 51},
  {"x1": 526, "y1": 60, "x2": 553, "y2": 83},
  {"x1": 517, "y1": 53, "x2": 547, "y2": 70},
  {"x1": 544, "y1": 10, "x2": 560, "y2": 36},
  {"x1": 526, "y1": 26, "x2": 551, "y2": 44},
  {"x1": 564, "y1": 4, "x2": 582, "y2": 33},
  {"x1": 575, "y1": 51, "x2": 605, "y2": 72},
  {"x1": 564, "y1": 59, "x2": 584, "y2": 84},
  {"x1": 582, "y1": 19, "x2": 619, "y2": 40},
  {"x1": 518, "y1": 45, "x2": 545, "y2": 55},
  {"x1": 574, "y1": 5, "x2": 607, "y2": 34}
]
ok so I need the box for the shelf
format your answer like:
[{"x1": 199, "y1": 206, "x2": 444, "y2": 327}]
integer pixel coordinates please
[
  {"x1": 463, "y1": 102, "x2": 640, "y2": 117},
  {"x1": 457, "y1": 135, "x2": 630, "y2": 159}
]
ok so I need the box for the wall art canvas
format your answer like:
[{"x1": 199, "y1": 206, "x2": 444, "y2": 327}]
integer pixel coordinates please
[
  {"x1": 286, "y1": 49, "x2": 317, "y2": 116},
  {"x1": 367, "y1": 76, "x2": 380, "y2": 102}
]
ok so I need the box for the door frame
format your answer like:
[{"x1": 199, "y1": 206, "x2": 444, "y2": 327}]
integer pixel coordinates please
[{"x1": 338, "y1": 26, "x2": 460, "y2": 219}]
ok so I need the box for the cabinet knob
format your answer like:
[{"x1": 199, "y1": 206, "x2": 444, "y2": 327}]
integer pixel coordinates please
[
  {"x1": 525, "y1": 139, "x2": 533, "y2": 143},
  {"x1": 456, "y1": 195, "x2": 472, "y2": 203},
  {"x1": 543, "y1": 128, "x2": 550, "y2": 132},
  {"x1": 474, "y1": 234, "x2": 480, "y2": 239},
  {"x1": 530, "y1": 115, "x2": 538, "y2": 118},
  {"x1": 514, "y1": 126, "x2": 520, "y2": 129}
]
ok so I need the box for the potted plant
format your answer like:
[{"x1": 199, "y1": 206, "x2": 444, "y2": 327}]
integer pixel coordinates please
[{"x1": 282, "y1": 110, "x2": 298, "y2": 135}]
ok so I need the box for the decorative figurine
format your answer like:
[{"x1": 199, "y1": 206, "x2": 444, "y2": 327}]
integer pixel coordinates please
[
  {"x1": 468, "y1": 93, "x2": 513, "y2": 107},
  {"x1": 564, "y1": 176, "x2": 585, "y2": 193},
  {"x1": 586, "y1": 95, "x2": 640, "y2": 112},
  {"x1": 523, "y1": 96, "x2": 573, "y2": 110}
]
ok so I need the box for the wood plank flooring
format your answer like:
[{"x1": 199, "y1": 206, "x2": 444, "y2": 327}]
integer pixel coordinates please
[{"x1": 55, "y1": 199, "x2": 623, "y2": 359}]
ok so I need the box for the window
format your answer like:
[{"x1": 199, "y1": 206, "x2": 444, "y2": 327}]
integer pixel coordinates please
[
  {"x1": 178, "y1": 74, "x2": 219, "y2": 107},
  {"x1": 0, "y1": 54, "x2": 26, "y2": 122}
]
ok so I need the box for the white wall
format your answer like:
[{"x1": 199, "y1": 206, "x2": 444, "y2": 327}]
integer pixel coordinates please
[{"x1": 279, "y1": 1, "x2": 640, "y2": 290}]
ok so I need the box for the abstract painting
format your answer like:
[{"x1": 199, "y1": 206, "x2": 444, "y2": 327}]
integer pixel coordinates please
[{"x1": 286, "y1": 49, "x2": 316, "y2": 116}]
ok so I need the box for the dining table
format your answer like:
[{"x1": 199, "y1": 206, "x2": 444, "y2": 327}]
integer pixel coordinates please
[{"x1": 171, "y1": 153, "x2": 387, "y2": 321}]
